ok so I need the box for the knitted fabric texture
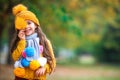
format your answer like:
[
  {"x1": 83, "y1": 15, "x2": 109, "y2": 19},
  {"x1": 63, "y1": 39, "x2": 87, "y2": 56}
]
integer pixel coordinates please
[{"x1": 12, "y1": 4, "x2": 40, "y2": 30}]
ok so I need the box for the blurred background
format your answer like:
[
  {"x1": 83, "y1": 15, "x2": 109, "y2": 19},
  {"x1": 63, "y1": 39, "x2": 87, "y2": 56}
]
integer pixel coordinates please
[{"x1": 0, "y1": 0, "x2": 120, "y2": 80}]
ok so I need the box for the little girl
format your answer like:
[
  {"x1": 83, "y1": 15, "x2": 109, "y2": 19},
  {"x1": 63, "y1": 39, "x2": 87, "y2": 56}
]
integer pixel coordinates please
[{"x1": 11, "y1": 4, "x2": 56, "y2": 80}]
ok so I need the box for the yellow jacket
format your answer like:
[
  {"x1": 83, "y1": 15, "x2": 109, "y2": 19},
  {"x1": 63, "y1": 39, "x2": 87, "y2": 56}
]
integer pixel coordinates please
[{"x1": 12, "y1": 39, "x2": 56, "y2": 80}]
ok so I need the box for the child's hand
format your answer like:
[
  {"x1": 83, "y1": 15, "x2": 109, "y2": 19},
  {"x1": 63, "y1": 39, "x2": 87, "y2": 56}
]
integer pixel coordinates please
[
  {"x1": 18, "y1": 30, "x2": 25, "y2": 40},
  {"x1": 35, "y1": 67, "x2": 46, "y2": 77}
]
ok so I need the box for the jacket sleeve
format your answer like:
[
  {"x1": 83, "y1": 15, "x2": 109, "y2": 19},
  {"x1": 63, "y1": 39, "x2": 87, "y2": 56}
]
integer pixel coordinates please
[
  {"x1": 44, "y1": 63, "x2": 51, "y2": 73},
  {"x1": 12, "y1": 40, "x2": 26, "y2": 61}
]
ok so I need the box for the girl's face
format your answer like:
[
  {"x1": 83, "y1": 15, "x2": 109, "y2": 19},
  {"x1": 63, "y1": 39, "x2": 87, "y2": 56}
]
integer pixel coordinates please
[{"x1": 25, "y1": 20, "x2": 37, "y2": 36}]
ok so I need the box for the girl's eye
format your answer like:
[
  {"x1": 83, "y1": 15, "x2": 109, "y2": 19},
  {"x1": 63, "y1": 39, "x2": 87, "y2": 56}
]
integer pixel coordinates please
[{"x1": 27, "y1": 21, "x2": 31, "y2": 25}]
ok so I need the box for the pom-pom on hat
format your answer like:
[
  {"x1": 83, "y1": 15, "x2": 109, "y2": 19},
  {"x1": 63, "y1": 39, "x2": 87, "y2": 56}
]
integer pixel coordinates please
[{"x1": 12, "y1": 4, "x2": 40, "y2": 30}]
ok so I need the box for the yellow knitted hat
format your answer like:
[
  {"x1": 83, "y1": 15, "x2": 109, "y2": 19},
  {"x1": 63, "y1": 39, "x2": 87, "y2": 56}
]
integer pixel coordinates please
[{"x1": 12, "y1": 4, "x2": 40, "y2": 30}]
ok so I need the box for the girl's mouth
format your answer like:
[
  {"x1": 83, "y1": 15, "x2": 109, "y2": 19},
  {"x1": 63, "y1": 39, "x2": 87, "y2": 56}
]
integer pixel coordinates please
[{"x1": 25, "y1": 28, "x2": 31, "y2": 32}]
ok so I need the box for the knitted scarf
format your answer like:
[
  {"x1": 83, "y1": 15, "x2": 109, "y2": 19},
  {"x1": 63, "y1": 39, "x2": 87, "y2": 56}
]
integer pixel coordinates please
[{"x1": 26, "y1": 33, "x2": 40, "y2": 60}]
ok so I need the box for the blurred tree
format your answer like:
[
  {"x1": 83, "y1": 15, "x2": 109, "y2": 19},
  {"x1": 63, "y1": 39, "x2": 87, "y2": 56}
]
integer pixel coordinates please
[
  {"x1": 93, "y1": 0, "x2": 120, "y2": 63},
  {"x1": 0, "y1": 0, "x2": 16, "y2": 64},
  {"x1": 0, "y1": 0, "x2": 26, "y2": 64}
]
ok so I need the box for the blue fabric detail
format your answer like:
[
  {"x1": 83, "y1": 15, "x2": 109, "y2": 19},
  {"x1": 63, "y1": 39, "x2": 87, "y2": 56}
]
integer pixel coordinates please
[
  {"x1": 25, "y1": 47, "x2": 34, "y2": 57},
  {"x1": 21, "y1": 58, "x2": 30, "y2": 67}
]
